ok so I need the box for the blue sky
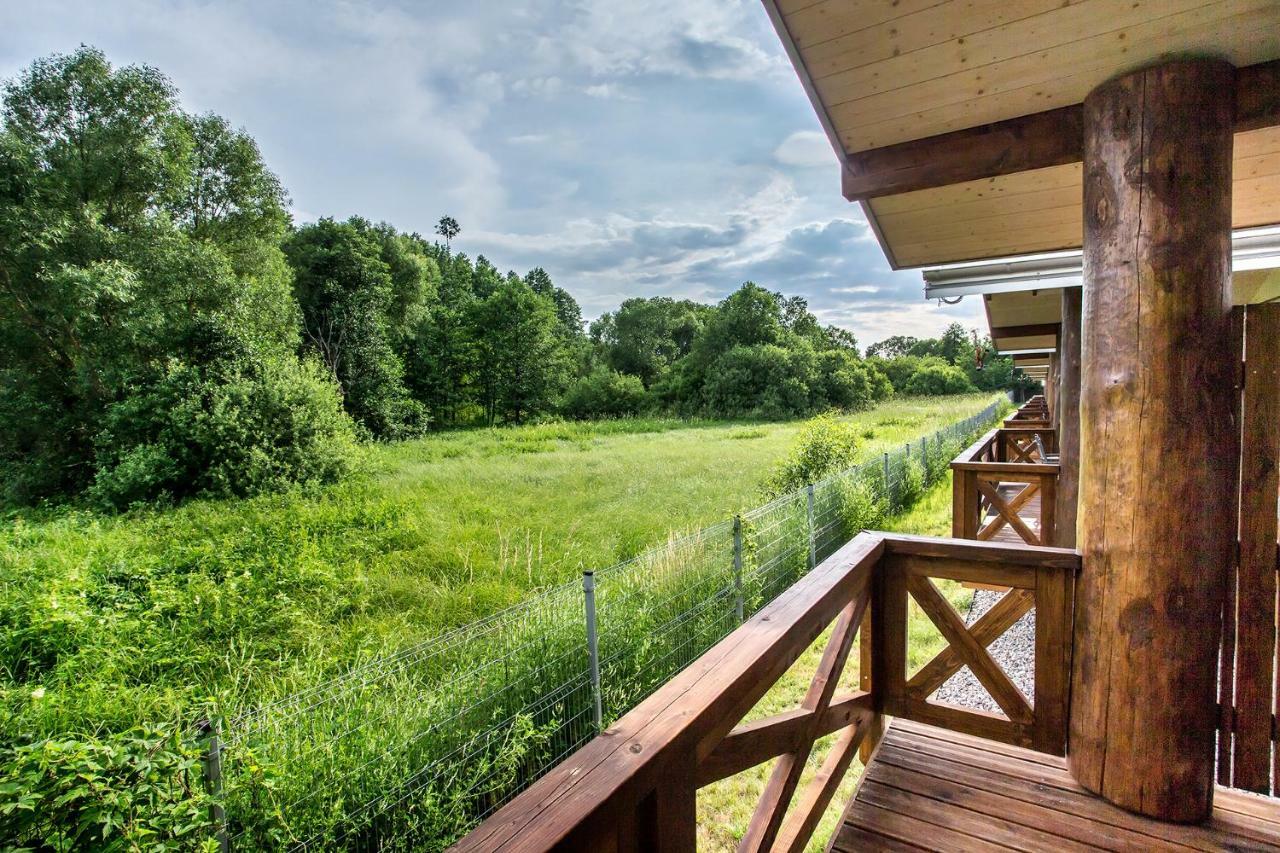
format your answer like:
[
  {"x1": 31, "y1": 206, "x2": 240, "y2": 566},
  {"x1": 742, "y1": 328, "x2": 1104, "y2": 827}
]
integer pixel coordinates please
[{"x1": 0, "y1": 0, "x2": 984, "y2": 347}]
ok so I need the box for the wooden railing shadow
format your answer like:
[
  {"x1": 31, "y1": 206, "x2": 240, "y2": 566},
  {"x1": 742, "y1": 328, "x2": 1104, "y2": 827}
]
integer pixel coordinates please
[{"x1": 455, "y1": 533, "x2": 1078, "y2": 853}]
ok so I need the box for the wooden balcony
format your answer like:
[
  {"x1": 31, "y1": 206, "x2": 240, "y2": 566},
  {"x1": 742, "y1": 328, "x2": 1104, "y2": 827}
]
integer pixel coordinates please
[
  {"x1": 950, "y1": 424, "x2": 1059, "y2": 548},
  {"x1": 456, "y1": 530, "x2": 1280, "y2": 851},
  {"x1": 456, "y1": 532, "x2": 1079, "y2": 851}
]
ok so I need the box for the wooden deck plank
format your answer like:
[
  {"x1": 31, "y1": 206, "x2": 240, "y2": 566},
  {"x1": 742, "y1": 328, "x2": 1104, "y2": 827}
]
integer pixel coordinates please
[
  {"x1": 832, "y1": 722, "x2": 1280, "y2": 852},
  {"x1": 830, "y1": 821, "x2": 928, "y2": 853},
  {"x1": 836, "y1": 800, "x2": 1016, "y2": 852}
]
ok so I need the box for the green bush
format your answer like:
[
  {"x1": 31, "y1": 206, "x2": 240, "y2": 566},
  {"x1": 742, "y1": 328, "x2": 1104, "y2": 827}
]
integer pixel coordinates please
[
  {"x1": 815, "y1": 350, "x2": 893, "y2": 411},
  {"x1": 764, "y1": 413, "x2": 861, "y2": 497},
  {"x1": 702, "y1": 344, "x2": 816, "y2": 419},
  {"x1": 88, "y1": 355, "x2": 357, "y2": 510},
  {"x1": 903, "y1": 363, "x2": 976, "y2": 396},
  {"x1": 0, "y1": 724, "x2": 216, "y2": 851},
  {"x1": 560, "y1": 368, "x2": 648, "y2": 419}
]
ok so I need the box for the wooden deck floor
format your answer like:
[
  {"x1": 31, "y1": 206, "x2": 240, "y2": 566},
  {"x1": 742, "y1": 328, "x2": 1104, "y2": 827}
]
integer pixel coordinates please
[{"x1": 831, "y1": 719, "x2": 1280, "y2": 852}]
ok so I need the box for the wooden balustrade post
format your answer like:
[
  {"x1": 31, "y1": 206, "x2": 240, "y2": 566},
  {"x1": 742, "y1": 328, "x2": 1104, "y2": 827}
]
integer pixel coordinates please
[
  {"x1": 1055, "y1": 287, "x2": 1082, "y2": 547},
  {"x1": 1070, "y1": 59, "x2": 1238, "y2": 822}
]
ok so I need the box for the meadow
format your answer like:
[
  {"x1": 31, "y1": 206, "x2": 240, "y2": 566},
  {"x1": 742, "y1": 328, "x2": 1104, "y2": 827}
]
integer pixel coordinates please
[{"x1": 0, "y1": 392, "x2": 1004, "y2": 848}]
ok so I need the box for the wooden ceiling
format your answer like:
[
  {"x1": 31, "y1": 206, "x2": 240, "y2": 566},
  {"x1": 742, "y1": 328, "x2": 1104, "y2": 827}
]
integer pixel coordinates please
[
  {"x1": 765, "y1": 0, "x2": 1280, "y2": 268},
  {"x1": 874, "y1": 127, "x2": 1280, "y2": 266}
]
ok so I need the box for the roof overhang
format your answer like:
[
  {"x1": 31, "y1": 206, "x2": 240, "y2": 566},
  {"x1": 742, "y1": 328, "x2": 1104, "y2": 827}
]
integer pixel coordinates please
[
  {"x1": 923, "y1": 227, "x2": 1280, "y2": 300},
  {"x1": 923, "y1": 227, "x2": 1280, "y2": 356},
  {"x1": 764, "y1": 1, "x2": 1280, "y2": 269}
]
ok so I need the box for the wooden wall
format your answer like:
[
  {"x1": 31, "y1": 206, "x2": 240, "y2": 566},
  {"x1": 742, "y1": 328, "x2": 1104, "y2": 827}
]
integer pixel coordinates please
[{"x1": 1218, "y1": 303, "x2": 1280, "y2": 795}]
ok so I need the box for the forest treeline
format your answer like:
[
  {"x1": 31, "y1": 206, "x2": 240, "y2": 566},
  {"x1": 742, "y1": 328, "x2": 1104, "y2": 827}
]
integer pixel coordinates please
[{"x1": 0, "y1": 48, "x2": 1029, "y2": 510}]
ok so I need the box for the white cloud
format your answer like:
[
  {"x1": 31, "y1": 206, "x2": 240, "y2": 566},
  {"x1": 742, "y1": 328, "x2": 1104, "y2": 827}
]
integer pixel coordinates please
[
  {"x1": 0, "y1": 0, "x2": 961, "y2": 348},
  {"x1": 774, "y1": 130, "x2": 836, "y2": 168},
  {"x1": 583, "y1": 83, "x2": 637, "y2": 100}
]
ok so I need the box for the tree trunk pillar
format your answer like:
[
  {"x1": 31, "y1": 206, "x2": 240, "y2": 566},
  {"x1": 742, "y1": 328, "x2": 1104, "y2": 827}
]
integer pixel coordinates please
[
  {"x1": 1055, "y1": 288, "x2": 1081, "y2": 548},
  {"x1": 1069, "y1": 59, "x2": 1237, "y2": 822}
]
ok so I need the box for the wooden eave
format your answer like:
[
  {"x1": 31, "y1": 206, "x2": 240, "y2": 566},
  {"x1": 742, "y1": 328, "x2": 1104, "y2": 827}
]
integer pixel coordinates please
[{"x1": 764, "y1": 0, "x2": 1280, "y2": 269}]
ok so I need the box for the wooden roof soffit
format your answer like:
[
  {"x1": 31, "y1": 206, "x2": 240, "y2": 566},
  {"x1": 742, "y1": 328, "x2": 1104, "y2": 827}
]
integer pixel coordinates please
[
  {"x1": 841, "y1": 59, "x2": 1280, "y2": 203},
  {"x1": 990, "y1": 323, "x2": 1061, "y2": 340}
]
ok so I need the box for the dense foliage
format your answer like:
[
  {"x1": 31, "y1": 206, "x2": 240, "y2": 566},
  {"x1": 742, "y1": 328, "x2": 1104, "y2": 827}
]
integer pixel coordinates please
[
  {"x1": 0, "y1": 47, "x2": 1034, "y2": 511},
  {"x1": 763, "y1": 413, "x2": 862, "y2": 497},
  {"x1": 0, "y1": 48, "x2": 356, "y2": 509}
]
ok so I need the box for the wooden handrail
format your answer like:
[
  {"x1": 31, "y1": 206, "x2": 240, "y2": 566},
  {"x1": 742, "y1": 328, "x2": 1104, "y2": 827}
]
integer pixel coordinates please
[{"x1": 455, "y1": 534, "x2": 1079, "y2": 852}]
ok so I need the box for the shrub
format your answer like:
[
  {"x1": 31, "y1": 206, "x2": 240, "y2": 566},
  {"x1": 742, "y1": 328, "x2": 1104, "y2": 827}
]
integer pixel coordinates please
[
  {"x1": 560, "y1": 368, "x2": 647, "y2": 419},
  {"x1": 903, "y1": 363, "x2": 976, "y2": 396},
  {"x1": 701, "y1": 344, "x2": 815, "y2": 419},
  {"x1": 815, "y1": 350, "x2": 892, "y2": 411},
  {"x1": 88, "y1": 355, "x2": 357, "y2": 509},
  {"x1": 0, "y1": 724, "x2": 215, "y2": 851},
  {"x1": 764, "y1": 413, "x2": 861, "y2": 497},
  {"x1": 834, "y1": 478, "x2": 885, "y2": 533}
]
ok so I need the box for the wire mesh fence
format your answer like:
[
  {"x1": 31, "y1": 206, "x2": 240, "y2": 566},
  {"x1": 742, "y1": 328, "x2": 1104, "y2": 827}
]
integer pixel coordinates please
[{"x1": 201, "y1": 397, "x2": 1007, "y2": 850}]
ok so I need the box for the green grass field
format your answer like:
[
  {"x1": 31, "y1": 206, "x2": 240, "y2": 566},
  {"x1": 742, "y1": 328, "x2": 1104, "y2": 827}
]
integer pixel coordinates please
[
  {"x1": 0, "y1": 392, "x2": 1003, "y2": 850},
  {"x1": 1, "y1": 392, "x2": 1000, "y2": 733}
]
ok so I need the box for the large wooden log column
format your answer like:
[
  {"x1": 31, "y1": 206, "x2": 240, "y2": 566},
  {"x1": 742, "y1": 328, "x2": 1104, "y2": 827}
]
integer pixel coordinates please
[
  {"x1": 1069, "y1": 59, "x2": 1238, "y2": 822},
  {"x1": 1054, "y1": 288, "x2": 1081, "y2": 548}
]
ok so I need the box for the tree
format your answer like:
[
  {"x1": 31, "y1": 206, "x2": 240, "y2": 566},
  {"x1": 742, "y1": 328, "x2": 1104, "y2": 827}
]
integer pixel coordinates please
[
  {"x1": 0, "y1": 47, "x2": 354, "y2": 506},
  {"x1": 435, "y1": 214, "x2": 460, "y2": 249},
  {"x1": 591, "y1": 296, "x2": 711, "y2": 388},
  {"x1": 866, "y1": 335, "x2": 920, "y2": 359},
  {"x1": 903, "y1": 362, "x2": 976, "y2": 395},
  {"x1": 469, "y1": 279, "x2": 569, "y2": 424},
  {"x1": 938, "y1": 322, "x2": 969, "y2": 364},
  {"x1": 526, "y1": 266, "x2": 584, "y2": 339},
  {"x1": 284, "y1": 217, "x2": 426, "y2": 439}
]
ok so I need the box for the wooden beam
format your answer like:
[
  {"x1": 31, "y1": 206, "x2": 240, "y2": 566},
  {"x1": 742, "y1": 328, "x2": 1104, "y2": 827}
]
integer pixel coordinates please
[
  {"x1": 990, "y1": 323, "x2": 1061, "y2": 340},
  {"x1": 1236, "y1": 60, "x2": 1280, "y2": 133},
  {"x1": 1069, "y1": 59, "x2": 1237, "y2": 823},
  {"x1": 695, "y1": 692, "x2": 872, "y2": 786},
  {"x1": 842, "y1": 106, "x2": 1082, "y2": 201},
  {"x1": 842, "y1": 59, "x2": 1280, "y2": 202}
]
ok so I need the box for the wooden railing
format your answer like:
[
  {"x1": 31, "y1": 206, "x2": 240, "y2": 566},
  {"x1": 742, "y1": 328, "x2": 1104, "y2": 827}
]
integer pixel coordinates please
[
  {"x1": 456, "y1": 533, "x2": 1078, "y2": 852},
  {"x1": 951, "y1": 427, "x2": 1059, "y2": 547},
  {"x1": 1004, "y1": 395, "x2": 1051, "y2": 429}
]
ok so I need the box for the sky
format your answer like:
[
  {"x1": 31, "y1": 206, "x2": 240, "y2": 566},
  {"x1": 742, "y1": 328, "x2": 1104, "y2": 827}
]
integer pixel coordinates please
[{"x1": 0, "y1": 0, "x2": 985, "y2": 347}]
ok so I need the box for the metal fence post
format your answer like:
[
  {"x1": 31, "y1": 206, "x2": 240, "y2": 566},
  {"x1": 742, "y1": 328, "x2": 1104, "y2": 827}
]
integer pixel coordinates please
[
  {"x1": 732, "y1": 515, "x2": 744, "y2": 622},
  {"x1": 582, "y1": 571, "x2": 603, "y2": 731},
  {"x1": 806, "y1": 483, "x2": 816, "y2": 570},
  {"x1": 200, "y1": 720, "x2": 229, "y2": 853},
  {"x1": 922, "y1": 436, "x2": 929, "y2": 480},
  {"x1": 883, "y1": 452, "x2": 892, "y2": 513}
]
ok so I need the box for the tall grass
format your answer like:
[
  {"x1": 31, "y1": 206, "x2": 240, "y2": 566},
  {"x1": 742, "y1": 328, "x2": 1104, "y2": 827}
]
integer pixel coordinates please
[
  {"x1": 0, "y1": 394, "x2": 1008, "y2": 849},
  {"x1": 208, "y1": 397, "x2": 1006, "y2": 849}
]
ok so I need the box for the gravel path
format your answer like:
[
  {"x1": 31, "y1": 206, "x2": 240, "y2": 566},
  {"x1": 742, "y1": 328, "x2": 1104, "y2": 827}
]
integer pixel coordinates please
[{"x1": 932, "y1": 589, "x2": 1035, "y2": 712}]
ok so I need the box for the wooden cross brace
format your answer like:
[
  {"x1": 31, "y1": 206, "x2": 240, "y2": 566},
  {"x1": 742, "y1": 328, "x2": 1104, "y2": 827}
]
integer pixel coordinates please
[
  {"x1": 737, "y1": 590, "x2": 872, "y2": 853},
  {"x1": 976, "y1": 479, "x2": 1041, "y2": 545},
  {"x1": 905, "y1": 577, "x2": 1033, "y2": 725}
]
